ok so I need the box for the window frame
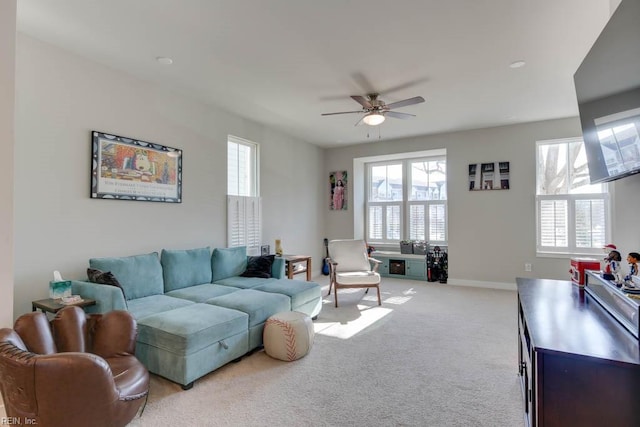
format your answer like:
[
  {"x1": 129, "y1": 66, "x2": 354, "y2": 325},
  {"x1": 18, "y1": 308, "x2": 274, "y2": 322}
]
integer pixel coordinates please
[
  {"x1": 535, "y1": 138, "x2": 610, "y2": 257},
  {"x1": 366, "y1": 156, "x2": 448, "y2": 247},
  {"x1": 227, "y1": 135, "x2": 259, "y2": 197},
  {"x1": 227, "y1": 135, "x2": 261, "y2": 254}
]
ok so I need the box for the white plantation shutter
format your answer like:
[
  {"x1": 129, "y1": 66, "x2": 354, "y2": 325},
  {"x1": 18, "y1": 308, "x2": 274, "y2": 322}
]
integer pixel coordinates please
[
  {"x1": 368, "y1": 205, "x2": 383, "y2": 240},
  {"x1": 575, "y1": 199, "x2": 605, "y2": 248},
  {"x1": 539, "y1": 199, "x2": 568, "y2": 247},
  {"x1": 409, "y1": 204, "x2": 425, "y2": 240},
  {"x1": 227, "y1": 196, "x2": 261, "y2": 254},
  {"x1": 428, "y1": 203, "x2": 446, "y2": 241},
  {"x1": 386, "y1": 205, "x2": 401, "y2": 240}
]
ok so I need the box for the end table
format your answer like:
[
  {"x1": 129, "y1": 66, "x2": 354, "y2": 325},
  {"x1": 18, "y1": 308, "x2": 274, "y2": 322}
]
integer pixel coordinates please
[
  {"x1": 32, "y1": 298, "x2": 96, "y2": 314},
  {"x1": 283, "y1": 255, "x2": 312, "y2": 281}
]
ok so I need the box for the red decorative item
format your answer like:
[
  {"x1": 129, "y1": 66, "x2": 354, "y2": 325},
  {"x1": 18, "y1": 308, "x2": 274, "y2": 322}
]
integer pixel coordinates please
[{"x1": 570, "y1": 258, "x2": 601, "y2": 287}]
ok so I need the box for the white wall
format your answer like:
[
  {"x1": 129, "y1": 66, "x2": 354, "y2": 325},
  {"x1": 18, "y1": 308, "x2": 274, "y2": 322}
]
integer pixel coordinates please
[
  {"x1": 13, "y1": 34, "x2": 324, "y2": 317},
  {"x1": 324, "y1": 119, "x2": 640, "y2": 287},
  {"x1": 0, "y1": 0, "x2": 16, "y2": 327}
]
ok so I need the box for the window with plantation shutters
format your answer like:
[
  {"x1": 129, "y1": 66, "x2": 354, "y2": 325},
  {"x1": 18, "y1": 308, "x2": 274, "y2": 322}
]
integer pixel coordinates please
[
  {"x1": 536, "y1": 138, "x2": 609, "y2": 255},
  {"x1": 227, "y1": 135, "x2": 261, "y2": 254},
  {"x1": 227, "y1": 195, "x2": 261, "y2": 254},
  {"x1": 366, "y1": 156, "x2": 447, "y2": 246}
]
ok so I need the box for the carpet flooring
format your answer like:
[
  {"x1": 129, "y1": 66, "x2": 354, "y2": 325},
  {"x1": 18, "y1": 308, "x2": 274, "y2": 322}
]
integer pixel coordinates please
[{"x1": 126, "y1": 277, "x2": 523, "y2": 426}]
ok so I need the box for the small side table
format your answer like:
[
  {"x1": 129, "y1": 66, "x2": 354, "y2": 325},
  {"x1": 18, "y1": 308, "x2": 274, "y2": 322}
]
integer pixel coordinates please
[
  {"x1": 283, "y1": 255, "x2": 312, "y2": 281},
  {"x1": 32, "y1": 298, "x2": 96, "y2": 314}
]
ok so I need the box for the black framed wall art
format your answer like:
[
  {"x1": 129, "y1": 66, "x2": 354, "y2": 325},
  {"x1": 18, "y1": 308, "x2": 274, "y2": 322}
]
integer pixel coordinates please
[{"x1": 90, "y1": 131, "x2": 182, "y2": 202}]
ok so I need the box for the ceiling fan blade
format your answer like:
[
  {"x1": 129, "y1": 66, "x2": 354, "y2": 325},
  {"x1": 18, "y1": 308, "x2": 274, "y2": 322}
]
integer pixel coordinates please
[
  {"x1": 351, "y1": 95, "x2": 373, "y2": 109},
  {"x1": 321, "y1": 110, "x2": 364, "y2": 116},
  {"x1": 385, "y1": 96, "x2": 425, "y2": 110},
  {"x1": 385, "y1": 111, "x2": 416, "y2": 120}
]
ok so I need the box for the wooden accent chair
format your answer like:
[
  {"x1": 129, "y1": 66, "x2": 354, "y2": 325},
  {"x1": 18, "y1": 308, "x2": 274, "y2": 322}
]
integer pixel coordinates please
[{"x1": 327, "y1": 239, "x2": 382, "y2": 307}]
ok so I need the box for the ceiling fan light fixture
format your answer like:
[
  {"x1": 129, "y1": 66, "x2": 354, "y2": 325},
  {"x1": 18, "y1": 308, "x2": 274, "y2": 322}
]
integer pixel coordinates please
[{"x1": 363, "y1": 112, "x2": 385, "y2": 126}]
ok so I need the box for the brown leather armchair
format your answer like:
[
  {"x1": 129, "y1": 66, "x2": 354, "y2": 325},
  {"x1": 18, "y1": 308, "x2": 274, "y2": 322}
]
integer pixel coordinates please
[{"x1": 0, "y1": 306, "x2": 149, "y2": 427}]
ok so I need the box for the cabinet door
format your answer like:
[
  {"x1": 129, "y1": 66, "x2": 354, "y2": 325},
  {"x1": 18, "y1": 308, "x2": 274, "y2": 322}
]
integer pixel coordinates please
[
  {"x1": 377, "y1": 257, "x2": 389, "y2": 276},
  {"x1": 406, "y1": 259, "x2": 426, "y2": 279}
]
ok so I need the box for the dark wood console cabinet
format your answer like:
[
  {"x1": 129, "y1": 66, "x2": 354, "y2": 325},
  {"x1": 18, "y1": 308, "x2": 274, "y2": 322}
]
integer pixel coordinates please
[{"x1": 517, "y1": 277, "x2": 640, "y2": 427}]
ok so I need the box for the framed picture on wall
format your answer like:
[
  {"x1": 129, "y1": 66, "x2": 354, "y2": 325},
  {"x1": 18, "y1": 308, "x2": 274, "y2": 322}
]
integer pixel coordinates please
[
  {"x1": 469, "y1": 161, "x2": 510, "y2": 190},
  {"x1": 330, "y1": 170, "x2": 348, "y2": 210},
  {"x1": 90, "y1": 131, "x2": 182, "y2": 202}
]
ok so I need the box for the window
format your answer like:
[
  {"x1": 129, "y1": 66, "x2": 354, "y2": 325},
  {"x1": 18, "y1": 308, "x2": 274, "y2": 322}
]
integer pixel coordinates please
[
  {"x1": 366, "y1": 157, "x2": 447, "y2": 245},
  {"x1": 227, "y1": 136, "x2": 258, "y2": 197},
  {"x1": 536, "y1": 138, "x2": 610, "y2": 255},
  {"x1": 227, "y1": 136, "x2": 261, "y2": 254}
]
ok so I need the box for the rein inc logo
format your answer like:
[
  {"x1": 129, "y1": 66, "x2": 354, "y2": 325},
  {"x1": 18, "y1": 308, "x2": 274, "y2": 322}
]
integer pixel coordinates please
[{"x1": 1, "y1": 417, "x2": 37, "y2": 425}]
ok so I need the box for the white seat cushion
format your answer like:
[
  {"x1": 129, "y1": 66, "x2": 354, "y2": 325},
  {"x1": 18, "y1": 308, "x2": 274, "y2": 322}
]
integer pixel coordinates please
[{"x1": 336, "y1": 271, "x2": 380, "y2": 285}]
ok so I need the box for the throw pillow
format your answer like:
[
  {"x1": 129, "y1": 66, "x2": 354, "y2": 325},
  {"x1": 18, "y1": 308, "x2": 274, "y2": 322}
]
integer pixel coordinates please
[
  {"x1": 241, "y1": 255, "x2": 275, "y2": 279},
  {"x1": 87, "y1": 268, "x2": 127, "y2": 300}
]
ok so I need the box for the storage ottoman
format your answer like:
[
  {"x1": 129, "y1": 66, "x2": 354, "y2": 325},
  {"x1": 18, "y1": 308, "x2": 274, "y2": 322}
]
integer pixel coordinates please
[
  {"x1": 135, "y1": 303, "x2": 249, "y2": 389},
  {"x1": 206, "y1": 289, "x2": 290, "y2": 350}
]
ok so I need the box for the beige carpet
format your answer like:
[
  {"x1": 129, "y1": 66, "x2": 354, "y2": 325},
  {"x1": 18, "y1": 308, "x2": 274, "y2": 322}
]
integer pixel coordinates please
[{"x1": 126, "y1": 277, "x2": 523, "y2": 427}]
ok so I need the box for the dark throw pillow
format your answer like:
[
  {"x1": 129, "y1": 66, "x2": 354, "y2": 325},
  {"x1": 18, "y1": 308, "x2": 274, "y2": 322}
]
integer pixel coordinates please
[
  {"x1": 240, "y1": 255, "x2": 275, "y2": 279},
  {"x1": 87, "y1": 268, "x2": 127, "y2": 300}
]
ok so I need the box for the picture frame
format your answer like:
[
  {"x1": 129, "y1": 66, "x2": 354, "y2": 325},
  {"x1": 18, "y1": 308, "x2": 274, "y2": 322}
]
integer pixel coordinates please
[
  {"x1": 469, "y1": 161, "x2": 510, "y2": 191},
  {"x1": 261, "y1": 245, "x2": 270, "y2": 256},
  {"x1": 90, "y1": 131, "x2": 182, "y2": 202},
  {"x1": 330, "y1": 170, "x2": 348, "y2": 210}
]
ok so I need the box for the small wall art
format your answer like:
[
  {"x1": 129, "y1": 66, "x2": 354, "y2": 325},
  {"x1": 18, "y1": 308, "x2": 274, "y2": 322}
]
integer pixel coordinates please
[
  {"x1": 469, "y1": 161, "x2": 510, "y2": 191},
  {"x1": 91, "y1": 131, "x2": 182, "y2": 202},
  {"x1": 330, "y1": 171, "x2": 348, "y2": 210}
]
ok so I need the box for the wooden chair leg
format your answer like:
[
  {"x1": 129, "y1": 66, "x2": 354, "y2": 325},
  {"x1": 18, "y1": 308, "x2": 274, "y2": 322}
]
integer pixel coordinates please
[
  {"x1": 376, "y1": 285, "x2": 381, "y2": 305},
  {"x1": 334, "y1": 286, "x2": 339, "y2": 307},
  {"x1": 327, "y1": 280, "x2": 333, "y2": 296}
]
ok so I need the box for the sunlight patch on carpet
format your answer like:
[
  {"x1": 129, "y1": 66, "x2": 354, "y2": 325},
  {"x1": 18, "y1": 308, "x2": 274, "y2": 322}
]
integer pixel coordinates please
[
  {"x1": 382, "y1": 295, "x2": 412, "y2": 305},
  {"x1": 314, "y1": 306, "x2": 393, "y2": 339}
]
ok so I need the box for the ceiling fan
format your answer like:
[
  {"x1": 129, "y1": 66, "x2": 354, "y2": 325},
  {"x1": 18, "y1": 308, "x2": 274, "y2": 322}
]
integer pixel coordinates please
[{"x1": 321, "y1": 93, "x2": 425, "y2": 126}]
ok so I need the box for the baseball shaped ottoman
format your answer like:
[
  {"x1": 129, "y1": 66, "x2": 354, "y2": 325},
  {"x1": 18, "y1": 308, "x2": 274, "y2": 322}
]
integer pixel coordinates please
[{"x1": 263, "y1": 311, "x2": 314, "y2": 361}]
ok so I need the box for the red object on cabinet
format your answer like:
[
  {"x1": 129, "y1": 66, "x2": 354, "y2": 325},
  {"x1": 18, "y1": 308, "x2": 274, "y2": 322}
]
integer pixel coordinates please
[{"x1": 570, "y1": 258, "x2": 601, "y2": 286}]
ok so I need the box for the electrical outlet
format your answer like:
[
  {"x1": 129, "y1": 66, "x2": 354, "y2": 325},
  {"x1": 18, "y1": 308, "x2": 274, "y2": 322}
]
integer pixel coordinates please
[{"x1": 525, "y1": 263, "x2": 532, "y2": 272}]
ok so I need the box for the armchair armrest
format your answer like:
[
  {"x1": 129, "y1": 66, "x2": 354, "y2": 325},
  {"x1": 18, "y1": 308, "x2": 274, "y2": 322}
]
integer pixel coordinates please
[
  {"x1": 71, "y1": 280, "x2": 127, "y2": 314},
  {"x1": 271, "y1": 257, "x2": 286, "y2": 279},
  {"x1": 369, "y1": 257, "x2": 382, "y2": 272}
]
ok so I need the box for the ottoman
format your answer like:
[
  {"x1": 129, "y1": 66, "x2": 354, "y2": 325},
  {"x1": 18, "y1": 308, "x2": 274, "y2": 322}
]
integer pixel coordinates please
[
  {"x1": 263, "y1": 311, "x2": 314, "y2": 361},
  {"x1": 206, "y1": 289, "x2": 290, "y2": 350}
]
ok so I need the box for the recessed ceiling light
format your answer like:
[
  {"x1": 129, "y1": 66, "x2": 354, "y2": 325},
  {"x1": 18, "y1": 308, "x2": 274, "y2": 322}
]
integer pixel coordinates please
[
  {"x1": 156, "y1": 56, "x2": 173, "y2": 65},
  {"x1": 509, "y1": 60, "x2": 526, "y2": 69}
]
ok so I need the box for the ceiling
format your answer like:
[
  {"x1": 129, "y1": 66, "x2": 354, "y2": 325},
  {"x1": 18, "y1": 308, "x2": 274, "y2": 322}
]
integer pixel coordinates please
[{"x1": 16, "y1": 0, "x2": 614, "y2": 148}]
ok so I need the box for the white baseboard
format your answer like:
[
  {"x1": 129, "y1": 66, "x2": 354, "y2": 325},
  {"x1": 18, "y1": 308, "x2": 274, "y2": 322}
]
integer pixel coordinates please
[{"x1": 446, "y1": 278, "x2": 516, "y2": 291}]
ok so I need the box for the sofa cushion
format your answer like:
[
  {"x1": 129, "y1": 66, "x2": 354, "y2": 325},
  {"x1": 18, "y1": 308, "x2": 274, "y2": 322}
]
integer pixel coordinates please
[
  {"x1": 166, "y1": 284, "x2": 239, "y2": 303},
  {"x1": 211, "y1": 247, "x2": 247, "y2": 282},
  {"x1": 206, "y1": 289, "x2": 290, "y2": 328},
  {"x1": 241, "y1": 255, "x2": 275, "y2": 278},
  {"x1": 136, "y1": 303, "x2": 248, "y2": 355},
  {"x1": 126, "y1": 295, "x2": 194, "y2": 321},
  {"x1": 253, "y1": 279, "x2": 322, "y2": 311},
  {"x1": 90, "y1": 252, "x2": 163, "y2": 300},
  {"x1": 213, "y1": 276, "x2": 276, "y2": 289},
  {"x1": 161, "y1": 247, "x2": 212, "y2": 292}
]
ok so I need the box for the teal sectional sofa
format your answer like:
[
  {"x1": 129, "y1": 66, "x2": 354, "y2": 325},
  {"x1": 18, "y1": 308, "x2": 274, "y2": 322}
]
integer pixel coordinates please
[{"x1": 71, "y1": 246, "x2": 322, "y2": 389}]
